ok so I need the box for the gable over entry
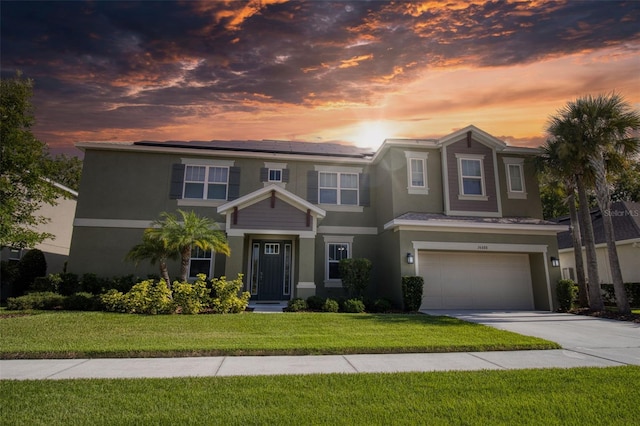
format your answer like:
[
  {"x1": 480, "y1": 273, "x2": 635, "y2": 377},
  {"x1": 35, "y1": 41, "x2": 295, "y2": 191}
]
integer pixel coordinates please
[{"x1": 217, "y1": 184, "x2": 326, "y2": 237}]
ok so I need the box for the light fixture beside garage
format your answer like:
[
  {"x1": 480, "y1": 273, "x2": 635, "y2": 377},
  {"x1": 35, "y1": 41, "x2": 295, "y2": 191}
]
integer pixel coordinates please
[
  {"x1": 550, "y1": 257, "x2": 560, "y2": 267},
  {"x1": 406, "y1": 252, "x2": 414, "y2": 264}
]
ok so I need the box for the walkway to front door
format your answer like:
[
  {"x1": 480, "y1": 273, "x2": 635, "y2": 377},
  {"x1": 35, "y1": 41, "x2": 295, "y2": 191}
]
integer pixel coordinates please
[{"x1": 249, "y1": 239, "x2": 293, "y2": 301}]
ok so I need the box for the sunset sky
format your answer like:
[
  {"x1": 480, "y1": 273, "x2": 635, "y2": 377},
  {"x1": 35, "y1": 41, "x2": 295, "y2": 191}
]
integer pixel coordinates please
[{"x1": 2, "y1": 0, "x2": 639, "y2": 156}]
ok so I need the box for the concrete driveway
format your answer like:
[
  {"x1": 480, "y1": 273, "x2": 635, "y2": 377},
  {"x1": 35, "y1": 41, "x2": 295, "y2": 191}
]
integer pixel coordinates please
[{"x1": 421, "y1": 310, "x2": 640, "y2": 366}]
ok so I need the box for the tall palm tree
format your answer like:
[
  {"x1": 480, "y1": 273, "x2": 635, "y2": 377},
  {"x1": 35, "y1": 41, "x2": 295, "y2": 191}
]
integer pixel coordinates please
[
  {"x1": 148, "y1": 210, "x2": 231, "y2": 282},
  {"x1": 556, "y1": 93, "x2": 640, "y2": 314},
  {"x1": 546, "y1": 117, "x2": 603, "y2": 310},
  {"x1": 538, "y1": 139, "x2": 588, "y2": 307},
  {"x1": 125, "y1": 232, "x2": 175, "y2": 286}
]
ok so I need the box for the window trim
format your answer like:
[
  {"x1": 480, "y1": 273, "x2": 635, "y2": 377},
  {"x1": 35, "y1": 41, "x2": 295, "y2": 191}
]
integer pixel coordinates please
[
  {"x1": 405, "y1": 151, "x2": 429, "y2": 194},
  {"x1": 503, "y1": 157, "x2": 527, "y2": 199},
  {"x1": 318, "y1": 171, "x2": 359, "y2": 206},
  {"x1": 183, "y1": 165, "x2": 230, "y2": 201},
  {"x1": 456, "y1": 154, "x2": 488, "y2": 201},
  {"x1": 188, "y1": 247, "x2": 214, "y2": 280},
  {"x1": 268, "y1": 169, "x2": 282, "y2": 182},
  {"x1": 323, "y1": 235, "x2": 354, "y2": 287}
]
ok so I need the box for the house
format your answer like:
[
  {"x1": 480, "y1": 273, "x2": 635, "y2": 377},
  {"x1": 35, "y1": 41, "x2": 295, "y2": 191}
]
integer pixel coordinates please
[
  {"x1": 67, "y1": 125, "x2": 566, "y2": 310},
  {"x1": 557, "y1": 201, "x2": 640, "y2": 283},
  {"x1": 1, "y1": 180, "x2": 77, "y2": 278}
]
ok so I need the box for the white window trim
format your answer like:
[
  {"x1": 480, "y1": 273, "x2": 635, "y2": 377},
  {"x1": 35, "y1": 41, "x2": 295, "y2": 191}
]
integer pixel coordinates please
[
  {"x1": 323, "y1": 235, "x2": 354, "y2": 287},
  {"x1": 183, "y1": 165, "x2": 230, "y2": 201},
  {"x1": 503, "y1": 157, "x2": 527, "y2": 199},
  {"x1": 188, "y1": 248, "x2": 214, "y2": 280},
  {"x1": 405, "y1": 151, "x2": 429, "y2": 194},
  {"x1": 318, "y1": 171, "x2": 359, "y2": 206},
  {"x1": 268, "y1": 169, "x2": 283, "y2": 182},
  {"x1": 455, "y1": 154, "x2": 488, "y2": 201}
]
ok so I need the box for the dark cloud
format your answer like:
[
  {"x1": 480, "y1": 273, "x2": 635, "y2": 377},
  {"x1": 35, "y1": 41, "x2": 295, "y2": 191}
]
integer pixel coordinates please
[{"x1": 1, "y1": 0, "x2": 638, "y2": 146}]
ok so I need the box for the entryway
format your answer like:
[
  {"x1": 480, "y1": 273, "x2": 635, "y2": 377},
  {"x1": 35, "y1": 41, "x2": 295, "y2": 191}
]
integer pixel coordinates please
[{"x1": 248, "y1": 239, "x2": 293, "y2": 301}]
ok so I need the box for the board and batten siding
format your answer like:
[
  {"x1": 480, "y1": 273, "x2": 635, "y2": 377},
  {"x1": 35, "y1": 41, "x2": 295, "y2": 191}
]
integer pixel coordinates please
[
  {"x1": 446, "y1": 138, "x2": 499, "y2": 214},
  {"x1": 231, "y1": 197, "x2": 310, "y2": 231}
]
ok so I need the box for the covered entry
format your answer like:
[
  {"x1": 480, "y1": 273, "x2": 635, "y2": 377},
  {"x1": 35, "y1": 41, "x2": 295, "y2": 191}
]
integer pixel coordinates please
[
  {"x1": 418, "y1": 251, "x2": 534, "y2": 310},
  {"x1": 248, "y1": 239, "x2": 293, "y2": 300}
]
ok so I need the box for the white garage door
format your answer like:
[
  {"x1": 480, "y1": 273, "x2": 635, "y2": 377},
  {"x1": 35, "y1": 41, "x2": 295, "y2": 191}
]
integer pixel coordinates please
[{"x1": 419, "y1": 251, "x2": 534, "y2": 310}]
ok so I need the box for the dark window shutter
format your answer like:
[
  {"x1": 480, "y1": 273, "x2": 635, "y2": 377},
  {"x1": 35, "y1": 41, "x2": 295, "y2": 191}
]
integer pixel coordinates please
[
  {"x1": 260, "y1": 167, "x2": 268, "y2": 182},
  {"x1": 169, "y1": 164, "x2": 185, "y2": 199},
  {"x1": 228, "y1": 166, "x2": 241, "y2": 200},
  {"x1": 359, "y1": 173, "x2": 370, "y2": 207},
  {"x1": 282, "y1": 168, "x2": 290, "y2": 183},
  {"x1": 307, "y1": 170, "x2": 318, "y2": 204}
]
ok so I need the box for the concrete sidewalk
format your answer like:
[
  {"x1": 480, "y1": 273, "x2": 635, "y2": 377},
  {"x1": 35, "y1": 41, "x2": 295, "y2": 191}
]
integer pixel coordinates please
[{"x1": 2, "y1": 311, "x2": 638, "y2": 380}]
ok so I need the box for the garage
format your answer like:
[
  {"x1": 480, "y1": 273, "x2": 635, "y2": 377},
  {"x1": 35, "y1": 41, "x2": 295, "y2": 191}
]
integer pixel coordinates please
[{"x1": 418, "y1": 251, "x2": 534, "y2": 310}]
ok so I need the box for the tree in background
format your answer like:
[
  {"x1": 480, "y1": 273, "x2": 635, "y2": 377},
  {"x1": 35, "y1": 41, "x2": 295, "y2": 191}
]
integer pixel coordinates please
[
  {"x1": 0, "y1": 73, "x2": 59, "y2": 249},
  {"x1": 46, "y1": 154, "x2": 82, "y2": 192}
]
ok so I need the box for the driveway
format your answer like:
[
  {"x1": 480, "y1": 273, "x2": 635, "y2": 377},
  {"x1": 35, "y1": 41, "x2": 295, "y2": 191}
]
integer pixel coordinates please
[{"x1": 421, "y1": 310, "x2": 640, "y2": 366}]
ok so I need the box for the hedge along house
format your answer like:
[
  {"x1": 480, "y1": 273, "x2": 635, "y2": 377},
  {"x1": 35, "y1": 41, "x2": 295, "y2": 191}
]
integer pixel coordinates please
[{"x1": 68, "y1": 125, "x2": 567, "y2": 310}]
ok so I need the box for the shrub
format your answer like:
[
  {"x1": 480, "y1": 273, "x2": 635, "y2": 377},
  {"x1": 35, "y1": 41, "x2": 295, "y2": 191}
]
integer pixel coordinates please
[
  {"x1": 339, "y1": 258, "x2": 372, "y2": 299},
  {"x1": 322, "y1": 298, "x2": 339, "y2": 313},
  {"x1": 64, "y1": 292, "x2": 101, "y2": 311},
  {"x1": 16, "y1": 249, "x2": 47, "y2": 295},
  {"x1": 369, "y1": 298, "x2": 393, "y2": 313},
  {"x1": 557, "y1": 279, "x2": 577, "y2": 312},
  {"x1": 108, "y1": 275, "x2": 138, "y2": 293},
  {"x1": 172, "y1": 277, "x2": 210, "y2": 314},
  {"x1": 7, "y1": 292, "x2": 65, "y2": 310},
  {"x1": 306, "y1": 295, "x2": 325, "y2": 311},
  {"x1": 402, "y1": 276, "x2": 424, "y2": 312},
  {"x1": 58, "y1": 273, "x2": 80, "y2": 296},
  {"x1": 30, "y1": 273, "x2": 62, "y2": 293},
  {"x1": 342, "y1": 298, "x2": 365, "y2": 313},
  {"x1": 209, "y1": 274, "x2": 250, "y2": 314},
  {"x1": 100, "y1": 289, "x2": 127, "y2": 313},
  {"x1": 286, "y1": 298, "x2": 308, "y2": 312},
  {"x1": 601, "y1": 282, "x2": 640, "y2": 308},
  {"x1": 124, "y1": 279, "x2": 174, "y2": 315},
  {"x1": 80, "y1": 273, "x2": 106, "y2": 294}
]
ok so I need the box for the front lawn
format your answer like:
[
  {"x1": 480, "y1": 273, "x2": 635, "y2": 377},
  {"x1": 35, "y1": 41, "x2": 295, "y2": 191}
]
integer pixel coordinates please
[
  {"x1": 2, "y1": 366, "x2": 638, "y2": 424},
  {"x1": 0, "y1": 311, "x2": 559, "y2": 359}
]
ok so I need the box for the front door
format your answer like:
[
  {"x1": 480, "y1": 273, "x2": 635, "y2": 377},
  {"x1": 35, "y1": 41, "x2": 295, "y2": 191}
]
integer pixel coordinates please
[{"x1": 249, "y1": 240, "x2": 293, "y2": 300}]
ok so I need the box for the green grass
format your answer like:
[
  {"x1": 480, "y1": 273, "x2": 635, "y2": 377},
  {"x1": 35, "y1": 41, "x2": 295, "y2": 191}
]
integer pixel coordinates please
[
  {"x1": 0, "y1": 311, "x2": 559, "y2": 358},
  {"x1": 2, "y1": 366, "x2": 638, "y2": 425}
]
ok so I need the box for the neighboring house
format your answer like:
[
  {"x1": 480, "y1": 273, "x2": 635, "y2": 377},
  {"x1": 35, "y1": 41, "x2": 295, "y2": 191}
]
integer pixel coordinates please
[
  {"x1": 68, "y1": 125, "x2": 566, "y2": 310},
  {"x1": 557, "y1": 201, "x2": 640, "y2": 283},
  {"x1": 1, "y1": 180, "x2": 78, "y2": 274}
]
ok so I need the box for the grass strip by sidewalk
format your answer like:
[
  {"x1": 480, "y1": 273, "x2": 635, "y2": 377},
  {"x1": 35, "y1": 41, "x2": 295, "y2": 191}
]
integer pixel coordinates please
[
  {"x1": 2, "y1": 366, "x2": 638, "y2": 425},
  {"x1": 0, "y1": 311, "x2": 559, "y2": 359}
]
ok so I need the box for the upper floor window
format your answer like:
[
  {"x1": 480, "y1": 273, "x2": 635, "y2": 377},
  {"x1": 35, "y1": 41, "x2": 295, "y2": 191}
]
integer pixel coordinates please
[
  {"x1": 268, "y1": 169, "x2": 282, "y2": 182},
  {"x1": 184, "y1": 165, "x2": 229, "y2": 200},
  {"x1": 503, "y1": 157, "x2": 527, "y2": 199},
  {"x1": 405, "y1": 151, "x2": 429, "y2": 195},
  {"x1": 319, "y1": 172, "x2": 358, "y2": 205},
  {"x1": 455, "y1": 154, "x2": 487, "y2": 200}
]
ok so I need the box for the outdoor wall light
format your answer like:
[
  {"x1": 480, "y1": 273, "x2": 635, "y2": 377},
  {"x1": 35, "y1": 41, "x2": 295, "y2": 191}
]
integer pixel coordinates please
[
  {"x1": 406, "y1": 252, "x2": 414, "y2": 264},
  {"x1": 550, "y1": 257, "x2": 560, "y2": 267}
]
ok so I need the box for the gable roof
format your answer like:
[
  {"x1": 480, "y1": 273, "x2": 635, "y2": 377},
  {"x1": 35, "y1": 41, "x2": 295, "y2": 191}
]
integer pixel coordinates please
[{"x1": 557, "y1": 201, "x2": 640, "y2": 249}]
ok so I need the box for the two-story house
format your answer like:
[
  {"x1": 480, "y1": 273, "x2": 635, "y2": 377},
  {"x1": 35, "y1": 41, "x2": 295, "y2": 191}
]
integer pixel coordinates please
[{"x1": 68, "y1": 125, "x2": 566, "y2": 310}]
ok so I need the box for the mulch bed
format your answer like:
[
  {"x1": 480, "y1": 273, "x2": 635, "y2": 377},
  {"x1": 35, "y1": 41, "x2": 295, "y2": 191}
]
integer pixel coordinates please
[{"x1": 569, "y1": 307, "x2": 640, "y2": 323}]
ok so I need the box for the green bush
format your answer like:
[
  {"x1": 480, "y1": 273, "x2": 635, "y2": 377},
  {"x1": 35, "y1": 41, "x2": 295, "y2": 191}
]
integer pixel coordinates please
[
  {"x1": 306, "y1": 295, "x2": 325, "y2": 311},
  {"x1": 80, "y1": 273, "x2": 107, "y2": 294},
  {"x1": 402, "y1": 276, "x2": 424, "y2": 312},
  {"x1": 322, "y1": 298, "x2": 339, "y2": 313},
  {"x1": 7, "y1": 292, "x2": 65, "y2": 310},
  {"x1": 601, "y1": 282, "x2": 640, "y2": 308},
  {"x1": 210, "y1": 274, "x2": 250, "y2": 314},
  {"x1": 100, "y1": 289, "x2": 127, "y2": 313},
  {"x1": 30, "y1": 274, "x2": 62, "y2": 293},
  {"x1": 172, "y1": 277, "x2": 210, "y2": 314},
  {"x1": 124, "y1": 279, "x2": 173, "y2": 315},
  {"x1": 107, "y1": 275, "x2": 138, "y2": 293},
  {"x1": 338, "y1": 258, "x2": 372, "y2": 299},
  {"x1": 369, "y1": 298, "x2": 393, "y2": 313},
  {"x1": 342, "y1": 298, "x2": 365, "y2": 313},
  {"x1": 286, "y1": 298, "x2": 308, "y2": 312},
  {"x1": 58, "y1": 273, "x2": 80, "y2": 296},
  {"x1": 557, "y1": 279, "x2": 577, "y2": 312},
  {"x1": 64, "y1": 292, "x2": 101, "y2": 311},
  {"x1": 16, "y1": 249, "x2": 47, "y2": 295}
]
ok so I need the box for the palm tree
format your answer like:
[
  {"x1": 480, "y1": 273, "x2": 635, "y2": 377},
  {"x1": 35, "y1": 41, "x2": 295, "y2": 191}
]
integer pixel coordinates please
[
  {"x1": 538, "y1": 139, "x2": 588, "y2": 307},
  {"x1": 555, "y1": 93, "x2": 640, "y2": 314},
  {"x1": 148, "y1": 210, "x2": 230, "y2": 282},
  {"x1": 125, "y1": 232, "x2": 175, "y2": 285}
]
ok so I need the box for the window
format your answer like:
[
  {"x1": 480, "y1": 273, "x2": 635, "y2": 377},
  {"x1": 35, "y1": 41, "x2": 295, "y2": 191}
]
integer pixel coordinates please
[
  {"x1": 319, "y1": 172, "x2": 358, "y2": 205},
  {"x1": 188, "y1": 247, "x2": 213, "y2": 279},
  {"x1": 503, "y1": 157, "x2": 527, "y2": 199},
  {"x1": 562, "y1": 267, "x2": 575, "y2": 281},
  {"x1": 184, "y1": 165, "x2": 228, "y2": 200},
  {"x1": 268, "y1": 169, "x2": 282, "y2": 182},
  {"x1": 410, "y1": 158, "x2": 425, "y2": 187},
  {"x1": 8, "y1": 248, "x2": 21, "y2": 261},
  {"x1": 327, "y1": 243, "x2": 350, "y2": 280},
  {"x1": 455, "y1": 154, "x2": 487, "y2": 200},
  {"x1": 264, "y1": 243, "x2": 280, "y2": 255}
]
